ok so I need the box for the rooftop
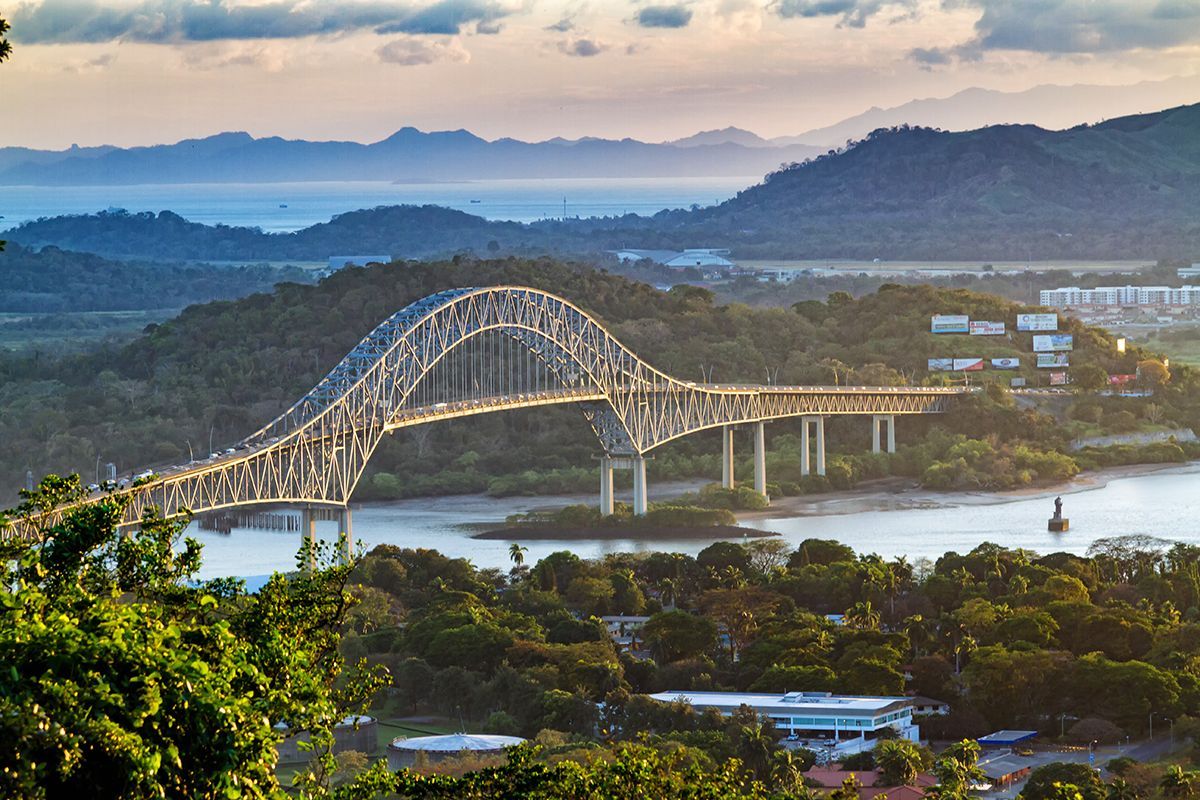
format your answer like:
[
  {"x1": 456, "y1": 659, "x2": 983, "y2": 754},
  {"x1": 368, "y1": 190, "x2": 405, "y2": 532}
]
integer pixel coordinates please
[
  {"x1": 979, "y1": 755, "x2": 1032, "y2": 780},
  {"x1": 647, "y1": 690, "x2": 912, "y2": 716},
  {"x1": 977, "y1": 730, "x2": 1039, "y2": 746}
]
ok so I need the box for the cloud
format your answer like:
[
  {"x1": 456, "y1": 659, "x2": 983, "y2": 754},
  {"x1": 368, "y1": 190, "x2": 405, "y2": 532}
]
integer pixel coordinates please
[
  {"x1": 179, "y1": 42, "x2": 289, "y2": 70},
  {"x1": 10, "y1": 0, "x2": 514, "y2": 44},
  {"x1": 377, "y1": 35, "x2": 470, "y2": 64},
  {"x1": 775, "y1": 0, "x2": 911, "y2": 28},
  {"x1": 545, "y1": 16, "x2": 574, "y2": 33},
  {"x1": 914, "y1": 0, "x2": 1200, "y2": 63},
  {"x1": 62, "y1": 52, "x2": 117, "y2": 72},
  {"x1": 636, "y1": 4, "x2": 693, "y2": 28},
  {"x1": 557, "y1": 37, "x2": 606, "y2": 56}
]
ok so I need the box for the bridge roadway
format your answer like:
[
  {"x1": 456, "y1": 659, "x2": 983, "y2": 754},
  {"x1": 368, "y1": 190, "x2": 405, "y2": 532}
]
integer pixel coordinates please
[{"x1": 2, "y1": 286, "x2": 971, "y2": 543}]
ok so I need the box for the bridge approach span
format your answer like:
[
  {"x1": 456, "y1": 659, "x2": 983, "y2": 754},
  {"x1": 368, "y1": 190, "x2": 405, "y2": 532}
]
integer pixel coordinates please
[{"x1": 4, "y1": 286, "x2": 968, "y2": 539}]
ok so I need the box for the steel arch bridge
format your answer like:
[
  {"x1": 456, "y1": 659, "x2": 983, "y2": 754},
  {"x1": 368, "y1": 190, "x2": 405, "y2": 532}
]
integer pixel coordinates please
[{"x1": 4, "y1": 286, "x2": 968, "y2": 539}]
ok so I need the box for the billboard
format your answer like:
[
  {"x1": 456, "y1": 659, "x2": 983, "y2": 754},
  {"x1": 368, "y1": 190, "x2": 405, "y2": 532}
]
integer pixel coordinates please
[
  {"x1": 953, "y1": 358, "x2": 985, "y2": 372},
  {"x1": 991, "y1": 358, "x2": 1021, "y2": 370},
  {"x1": 927, "y1": 358, "x2": 954, "y2": 371},
  {"x1": 1033, "y1": 334, "x2": 1074, "y2": 352},
  {"x1": 1011, "y1": 377, "x2": 1027, "y2": 388},
  {"x1": 1049, "y1": 372, "x2": 1070, "y2": 386},
  {"x1": 1017, "y1": 313, "x2": 1058, "y2": 331},
  {"x1": 970, "y1": 321, "x2": 1006, "y2": 336},
  {"x1": 1037, "y1": 353, "x2": 1070, "y2": 368},
  {"x1": 1109, "y1": 374, "x2": 1136, "y2": 386},
  {"x1": 931, "y1": 315, "x2": 970, "y2": 334}
]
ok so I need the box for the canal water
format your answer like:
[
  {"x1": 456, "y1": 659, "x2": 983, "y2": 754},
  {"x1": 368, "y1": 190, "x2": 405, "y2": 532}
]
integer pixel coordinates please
[{"x1": 188, "y1": 464, "x2": 1200, "y2": 580}]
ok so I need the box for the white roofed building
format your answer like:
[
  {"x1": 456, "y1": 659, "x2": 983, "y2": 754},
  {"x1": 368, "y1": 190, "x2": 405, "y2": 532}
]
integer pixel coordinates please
[
  {"x1": 646, "y1": 691, "x2": 918, "y2": 757},
  {"x1": 610, "y1": 248, "x2": 734, "y2": 269}
]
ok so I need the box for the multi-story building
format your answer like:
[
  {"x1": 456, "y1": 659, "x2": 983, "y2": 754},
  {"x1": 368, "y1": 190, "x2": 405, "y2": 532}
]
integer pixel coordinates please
[
  {"x1": 646, "y1": 690, "x2": 918, "y2": 755},
  {"x1": 1039, "y1": 285, "x2": 1200, "y2": 308}
]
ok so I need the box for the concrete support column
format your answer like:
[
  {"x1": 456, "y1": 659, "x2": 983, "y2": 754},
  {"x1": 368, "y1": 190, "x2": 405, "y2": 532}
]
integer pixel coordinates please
[
  {"x1": 886, "y1": 415, "x2": 896, "y2": 454},
  {"x1": 301, "y1": 506, "x2": 317, "y2": 572},
  {"x1": 815, "y1": 416, "x2": 826, "y2": 477},
  {"x1": 800, "y1": 416, "x2": 812, "y2": 476},
  {"x1": 339, "y1": 506, "x2": 354, "y2": 565},
  {"x1": 721, "y1": 425, "x2": 735, "y2": 489},
  {"x1": 753, "y1": 421, "x2": 767, "y2": 498},
  {"x1": 872, "y1": 415, "x2": 883, "y2": 454},
  {"x1": 632, "y1": 456, "x2": 648, "y2": 516},
  {"x1": 599, "y1": 456, "x2": 614, "y2": 516}
]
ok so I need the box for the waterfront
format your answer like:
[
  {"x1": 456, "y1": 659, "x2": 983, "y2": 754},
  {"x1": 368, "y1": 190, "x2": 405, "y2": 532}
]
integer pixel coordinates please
[
  {"x1": 0, "y1": 176, "x2": 754, "y2": 233},
  {"x1": 189, "y1": 461, "x2": 1200, "y2": 580}
]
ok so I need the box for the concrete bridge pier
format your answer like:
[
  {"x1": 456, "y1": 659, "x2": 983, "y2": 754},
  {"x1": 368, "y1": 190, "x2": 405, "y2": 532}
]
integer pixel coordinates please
[
  {"x1": 721, "y1": 425, "x2": 736, "y2": 489},
  {"x1": 339, "y1": 506, "x2": 354, "y2": 564},
  {"x1": 753, "y1": 421, "x2": 767, "y2": 498},
  {"x1": 632, "y1": 456, "x2": 648, "y2": 517},
  {"x1": 598, "y1": 455, "x2": 649, "y2": 516},
  {"x1": 800, "y1": 415, "x2": 827, "y2": 477},
  {"x1": 871, "y1": 414, "x2": 896, "y2": 454},
  {"x1": 301, "y1": 505, "x2": 317, "y2": 571},
  {"x1": 600, "y1": 456, "x2": 615, "y2": 516}
]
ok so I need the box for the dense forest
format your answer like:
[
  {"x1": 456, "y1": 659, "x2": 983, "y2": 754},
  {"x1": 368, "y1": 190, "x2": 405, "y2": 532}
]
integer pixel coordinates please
[
  {"x1": 0, "y1": 258, "x2": 1192, "y2": 503},
  {"x1": 0, "y1": 243, "x2": 309, "y2": 312},
  {"x1": 8, "y1": 104, "x2": 1200, "y2": 262},
  {"x1": 11, "y1": 479, "x2": 1200, "y2": 797}
]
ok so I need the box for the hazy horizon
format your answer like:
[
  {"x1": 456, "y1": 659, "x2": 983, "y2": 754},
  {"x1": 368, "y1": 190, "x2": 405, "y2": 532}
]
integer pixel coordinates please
[{"x1": 3, "y1": 0, "x2": 1200, "y2": 150}]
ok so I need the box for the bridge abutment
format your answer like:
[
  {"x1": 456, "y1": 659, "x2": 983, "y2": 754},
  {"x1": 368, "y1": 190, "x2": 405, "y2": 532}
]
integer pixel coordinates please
[
  {"x1": 339, "y1": 506, "x2": 354, "y2": 564},
  {"x1": 632, "y1": 456, "x2": 648, "y2": 517},
  {"x1": 600, "y1": 456, "x2": 615, "y2": 516},
  {"x1": 301, "y1": 506, "x2": 317, "y2": 571},
  {"x1": 599, "y1": 455, "x2": 649, "y2": 516}
]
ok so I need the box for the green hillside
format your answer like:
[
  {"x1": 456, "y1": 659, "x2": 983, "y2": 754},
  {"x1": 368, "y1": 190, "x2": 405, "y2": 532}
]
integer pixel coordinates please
[{"x1": 0, "y1": 259, "x2": 1193, "y2": 502}]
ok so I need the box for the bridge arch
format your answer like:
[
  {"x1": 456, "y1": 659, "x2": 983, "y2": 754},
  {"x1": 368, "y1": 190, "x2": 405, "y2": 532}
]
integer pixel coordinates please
[{"x1": 5, "y1": 287, "x2": 965, "y2": 537}]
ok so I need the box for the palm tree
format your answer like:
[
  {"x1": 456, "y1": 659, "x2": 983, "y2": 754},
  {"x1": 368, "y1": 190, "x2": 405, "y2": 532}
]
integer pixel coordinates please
[
  {"x1": 508, "y1": 543, "x2": 527, "y2": 567},
  {"x1": 1161, "y1": 765, "x2": 1198, "y2": 799},
  {"x1": 737, "y1": 723, "x2": 775, "y2": 781},
  {"x1": 876, "y1": 739, "x2": 928, "y2": 787},
  {"x1": 845, "y1": 600, "x2": 881, "y2": 630},
  {"x1": 1106, "y1": 778, "x2": 1138, "y2": 800},
  {"x1": 658, "y1": 577, "x2": 678, "y2": 609},
  {"x1": 904, "y1": 614, "x2": 931, "y2": 658}
]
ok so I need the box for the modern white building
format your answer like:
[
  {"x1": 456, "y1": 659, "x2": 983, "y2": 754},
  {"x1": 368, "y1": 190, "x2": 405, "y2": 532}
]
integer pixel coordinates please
[
  {"x1": 1039, "y1": 285, "x2": 1200, "y2": 308},
  {"x1": 610, "y1": 248, "x2": 734, "y2": 269},
  {"x1": 647, "y1": 691, "x2": 918, "y2": 754}
]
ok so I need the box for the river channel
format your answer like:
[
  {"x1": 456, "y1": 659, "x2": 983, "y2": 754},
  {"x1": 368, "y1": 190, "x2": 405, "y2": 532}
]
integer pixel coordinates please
[{"x1": 187, "y1": 463, "x2": 1200, "y2": 581}]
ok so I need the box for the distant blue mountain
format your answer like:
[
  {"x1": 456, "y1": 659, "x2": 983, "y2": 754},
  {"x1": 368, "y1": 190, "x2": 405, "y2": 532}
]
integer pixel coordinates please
[{"x1": 0, "y1": 128, "x2": 822, "y2": 185}]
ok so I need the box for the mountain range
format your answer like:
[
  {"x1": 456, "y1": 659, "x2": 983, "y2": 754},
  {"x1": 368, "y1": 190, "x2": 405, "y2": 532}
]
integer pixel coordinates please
[
  {"x1": 3, "y1": 76, "x2": 1195, "y2": 186},
  {"x1": 7, "y1": 102, "x2": 1200, "y2": 261}
]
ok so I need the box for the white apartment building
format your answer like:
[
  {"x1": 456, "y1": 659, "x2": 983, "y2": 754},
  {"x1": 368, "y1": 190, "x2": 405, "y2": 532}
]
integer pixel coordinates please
[{"x1": 1039, "y1": 285, "x2": 1200, "y2": 308}]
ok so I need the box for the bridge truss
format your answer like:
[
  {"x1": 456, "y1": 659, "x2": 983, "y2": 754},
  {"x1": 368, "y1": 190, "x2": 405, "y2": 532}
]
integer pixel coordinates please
[{"x1": 4, "y1": 286, "x2": 966, "y2": 539}]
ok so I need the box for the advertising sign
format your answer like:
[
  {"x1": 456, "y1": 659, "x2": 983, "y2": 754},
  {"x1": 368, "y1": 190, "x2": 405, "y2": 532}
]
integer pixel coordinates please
[
  {"x1": 1010, "y1": 377, "x2": 1027, "y2": 388},
  {"x1": 1049, "y1": 372, "x2": 1070, "y2": 386},
  {"x1": 1017, "y1": 313, "x2": 1058, "y2": 331},
  {"x1": 1109, "y1": 374, "x2": 1136, "y2": 386},
  {"x1": 1033, "y1": 334, "x2": 1074, "y2": 352},
  {"x1": 970, "y1": 321, "x2": 1006, "y2": 336},
  {"x1": 931, "y1": 315, "x2": 970, "y2": 334},
  {"x1": 953, "y1": 358, "x2": 985, "y2": 372},
  {"x1": 927, "y1": 358, "x2": 954, "y2": 371},
  {"x1": 991, "y1": 358, "x2": 1021, "y2": 370},
  {"x1": 1037, "y1": 353, "x2": 1070, "y2": 368}
]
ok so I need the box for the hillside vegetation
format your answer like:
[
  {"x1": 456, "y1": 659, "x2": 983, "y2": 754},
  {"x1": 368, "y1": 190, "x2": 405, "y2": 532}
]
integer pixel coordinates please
[
  {"x1": 0, "y1": 243, "x2": 308, "y2": 312},
  {"x1": 0, "y1": 259, "x2": 1194, "y2": 503},
  {"x1": 8, "y1": 104, "x2": 1200, "y2": 261}
]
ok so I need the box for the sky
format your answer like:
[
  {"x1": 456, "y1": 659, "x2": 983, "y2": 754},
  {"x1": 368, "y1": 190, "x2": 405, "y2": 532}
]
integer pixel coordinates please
[{"x1": 2, "y1": 0, "x2": 1200, "y2": 149}]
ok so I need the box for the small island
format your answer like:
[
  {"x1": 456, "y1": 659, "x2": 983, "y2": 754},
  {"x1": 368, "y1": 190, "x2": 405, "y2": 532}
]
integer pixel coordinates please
[{"x1": 475, "y1": 498, "x2": 779, "y2": 541}]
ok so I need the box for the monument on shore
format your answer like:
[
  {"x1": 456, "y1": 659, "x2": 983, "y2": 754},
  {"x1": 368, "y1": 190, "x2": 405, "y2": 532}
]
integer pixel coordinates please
[{"x1": 1048, "y1": 496, "x2": 1069, "y2": 532}]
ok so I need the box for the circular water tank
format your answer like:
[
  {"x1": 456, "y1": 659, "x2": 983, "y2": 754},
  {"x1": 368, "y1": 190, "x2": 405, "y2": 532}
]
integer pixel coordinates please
[{"x1": 386, "y1": 733, "x2": 526, "y2": 769}]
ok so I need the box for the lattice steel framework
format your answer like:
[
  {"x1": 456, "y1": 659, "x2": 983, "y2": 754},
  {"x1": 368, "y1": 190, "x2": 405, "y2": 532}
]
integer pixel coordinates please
[{"x1": 4, "y1": 286, "x2": 968, "y2": 538}]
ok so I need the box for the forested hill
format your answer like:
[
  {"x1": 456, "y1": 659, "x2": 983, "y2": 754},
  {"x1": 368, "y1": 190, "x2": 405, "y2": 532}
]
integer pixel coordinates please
[
  {"x1": 0, "y1": 243, "x2": 309, "y2": 312},
  {"x1": 9, "y1": 103, "x2": 1200, "y2": 261},
  {"x1": 0, "y1": 258, "x2": 1192, "y2": 503},
  {"x1": 674, "y1": 102, "x2": 1200, "y2": 259}
]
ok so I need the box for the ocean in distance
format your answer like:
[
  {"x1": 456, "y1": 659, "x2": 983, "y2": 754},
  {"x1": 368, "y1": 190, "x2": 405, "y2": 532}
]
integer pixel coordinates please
[{"x1": 0, "y1": 176, "x2": 756, "y2": 233}]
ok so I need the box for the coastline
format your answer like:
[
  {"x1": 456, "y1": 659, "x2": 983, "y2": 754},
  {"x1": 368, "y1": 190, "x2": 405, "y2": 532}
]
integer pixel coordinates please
[
  {"x1": 736, "y1": 460, "x2": 1200, "y2": 522},
  {"x1": 474, "y1": 524, "x2": 776, "y2": 541}
]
